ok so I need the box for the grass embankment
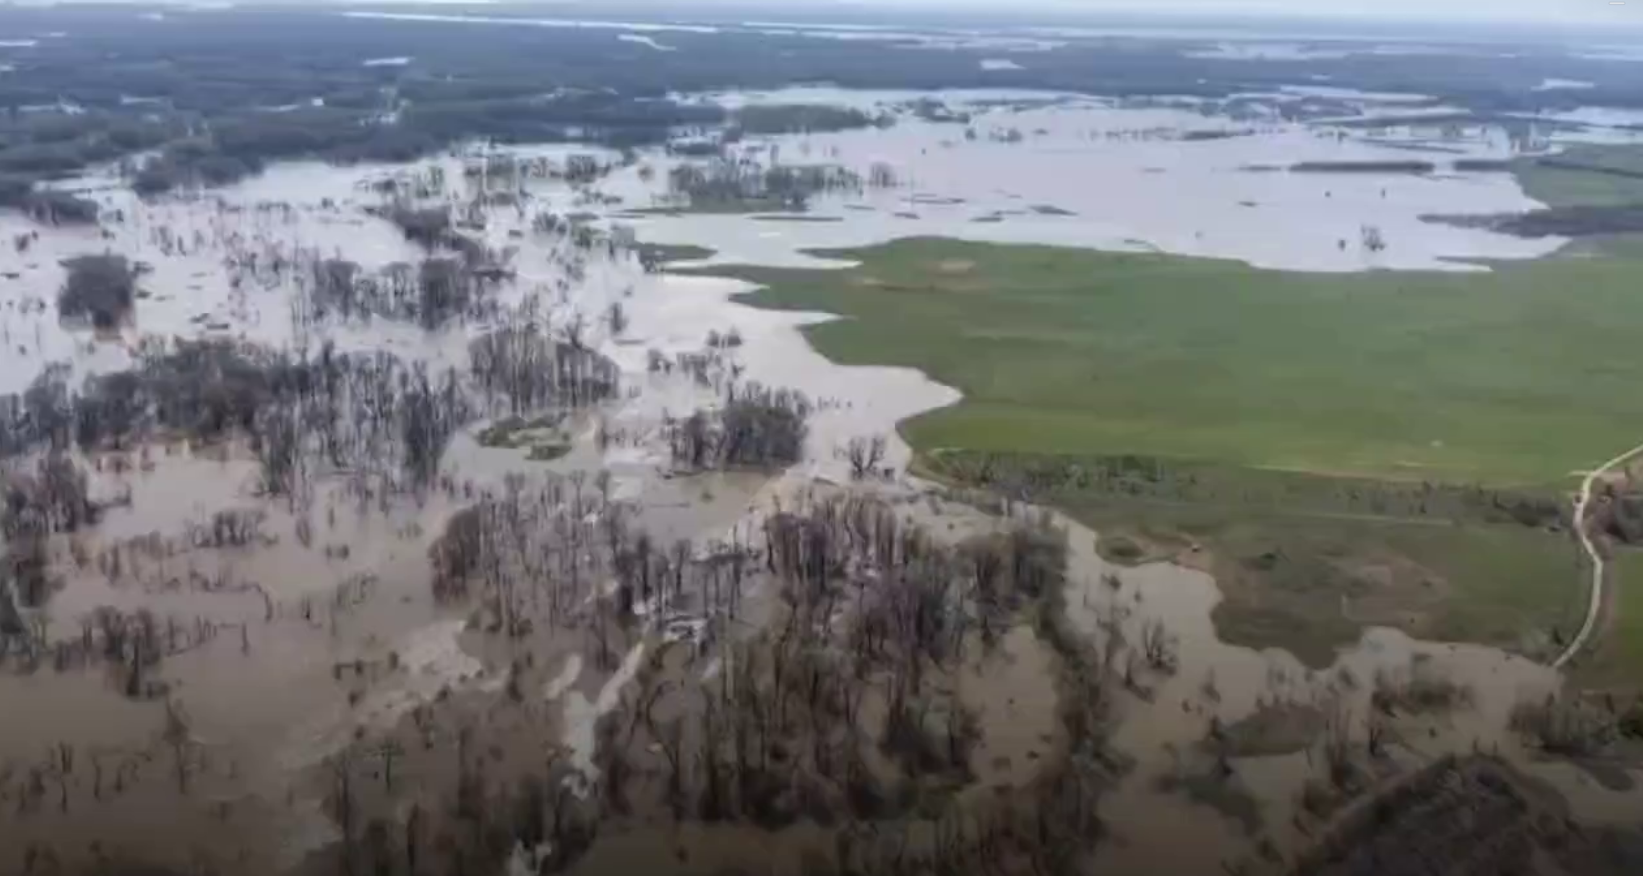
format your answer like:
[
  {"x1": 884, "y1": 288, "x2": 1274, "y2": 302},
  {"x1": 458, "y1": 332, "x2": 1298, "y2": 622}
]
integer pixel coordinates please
[{"x1": 695, "y1": 236, "x2": 1643, "y2": 674}]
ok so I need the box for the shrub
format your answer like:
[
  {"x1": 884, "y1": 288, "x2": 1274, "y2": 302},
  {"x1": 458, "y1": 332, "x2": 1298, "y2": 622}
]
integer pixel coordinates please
[{"x1": 58, "y1": 253, "x2": 137, "y2": 328}]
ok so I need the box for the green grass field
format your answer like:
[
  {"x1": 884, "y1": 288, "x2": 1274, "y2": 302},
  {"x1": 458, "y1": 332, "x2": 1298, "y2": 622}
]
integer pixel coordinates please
[
  {"x1": 717, "y1": 238, "x2": 1643, "y2": 485},
  {"x1": 1517, "y1": 145, "x2": 1643, "y2": 209}
]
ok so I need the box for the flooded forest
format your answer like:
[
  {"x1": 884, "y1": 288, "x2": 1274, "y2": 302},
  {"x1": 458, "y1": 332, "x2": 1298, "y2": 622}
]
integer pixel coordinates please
[{"x1": 2, "y1": 5, "x2": 1643, "y2": 876}]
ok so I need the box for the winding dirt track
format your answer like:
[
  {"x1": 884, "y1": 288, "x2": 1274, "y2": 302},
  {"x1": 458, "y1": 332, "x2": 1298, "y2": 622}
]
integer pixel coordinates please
[{"x1": 1552, "y1": 442, "x2": 1643, "y2": 670}]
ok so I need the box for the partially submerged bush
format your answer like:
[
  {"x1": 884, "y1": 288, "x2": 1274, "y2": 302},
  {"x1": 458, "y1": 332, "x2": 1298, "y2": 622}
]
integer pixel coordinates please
[
  {"x1": 1371, "y1": 659, "x2": 1474, "y2": 716},
  {"x1": 58, "y1": 253, "x2": 138, "y2": 328},
  {"x1": 1510, "y1": 693, "x2": 1621, "y2": 757}
]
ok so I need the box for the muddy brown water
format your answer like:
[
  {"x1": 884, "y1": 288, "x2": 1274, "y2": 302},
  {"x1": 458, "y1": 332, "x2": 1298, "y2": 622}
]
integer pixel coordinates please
[{"x1": 2, "y1": 87, "x2": 1640, "y2": 874}]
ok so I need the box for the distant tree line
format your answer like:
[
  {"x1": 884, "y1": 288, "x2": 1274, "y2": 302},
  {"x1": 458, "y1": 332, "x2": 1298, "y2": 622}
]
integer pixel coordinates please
[
  {"x1": 667, "y1": 159, "x2": 863, "y2": 211},
  {"x1": 731, "y1": 103, "x2": 889, "y2": 136},
  {"x1": 0, "y1": 5, "x2": 1635, "y2": 208}
]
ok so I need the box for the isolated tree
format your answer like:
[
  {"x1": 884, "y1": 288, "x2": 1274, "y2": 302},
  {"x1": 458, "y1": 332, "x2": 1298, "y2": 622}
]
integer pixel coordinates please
[
  {"x1": 162, "y1": 699, "x2": 196, "y2": 794},
  {"x1": 1361, "y1": 224, "x2": 1387, "y2": 253},
  {"x1": 846, "y1": 435, "x2": 888, "y2": 479}
]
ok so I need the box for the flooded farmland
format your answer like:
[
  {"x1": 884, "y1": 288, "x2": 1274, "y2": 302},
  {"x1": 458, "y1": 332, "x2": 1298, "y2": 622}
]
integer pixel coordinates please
[{"x1": 2, "y1": 83, "x2": 1641, "y2": 876}]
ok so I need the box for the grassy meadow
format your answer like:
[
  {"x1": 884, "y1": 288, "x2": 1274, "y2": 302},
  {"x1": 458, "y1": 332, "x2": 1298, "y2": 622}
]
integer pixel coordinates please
[{"x1": 720, "y1": 237, "x2": 1643, "y2": 485}]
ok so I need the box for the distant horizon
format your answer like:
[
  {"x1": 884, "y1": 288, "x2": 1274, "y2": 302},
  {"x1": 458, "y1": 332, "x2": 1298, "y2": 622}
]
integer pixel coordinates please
[
  {"x1": 317, "y1": 0, "x2": 1643, "y2": 27},
  {"x1": 251, "y1": 0, "x2": 1643, "y2": 35},
  {"x1": 7, "y1": 0, "x2": 1642, "y2": 39}
]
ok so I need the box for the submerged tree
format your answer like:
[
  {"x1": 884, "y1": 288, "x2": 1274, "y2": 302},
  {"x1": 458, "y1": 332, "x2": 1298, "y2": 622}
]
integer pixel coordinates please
[
  {"x1": 57, "y1": 254, "x2": 138, "y2": 328},
  {"x1": 667, "y1": 382, "x2": 811, "y2": 471}
]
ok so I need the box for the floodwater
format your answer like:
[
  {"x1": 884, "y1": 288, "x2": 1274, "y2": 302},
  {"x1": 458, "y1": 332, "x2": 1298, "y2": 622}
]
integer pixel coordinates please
[
  {"x1": 634, "y1": 87, "x2": 1572, "y2": 271},
  {"x1": 1052, "y1": 514, "x2": 1639, "y2": 873},
  {"x1": 1, "y1": 83, "x2": 1620, "y2": 392},
  {"x1": 2, "y1": 83, "x2": 1641, "y2": 873}
]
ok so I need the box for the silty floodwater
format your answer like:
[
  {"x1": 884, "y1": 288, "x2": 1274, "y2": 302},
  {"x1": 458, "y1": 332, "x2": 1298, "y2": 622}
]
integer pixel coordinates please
[{"x1": 0, "y1": 86, "x2": 1638, "y2": 873}]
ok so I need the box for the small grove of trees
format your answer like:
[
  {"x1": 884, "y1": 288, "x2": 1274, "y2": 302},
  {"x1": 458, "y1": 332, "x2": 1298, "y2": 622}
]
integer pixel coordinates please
[
  {"x1": 384, "y1": 205, "x2": 452, "y2": 249},
  {"x1": 303, "y1": 253, "x2": 502, "y2": 329},
  {"x1": 666, "y1": 382, "x2": 811, "y2": 471},
  {"x1": 57, "y1": 253, "x2": 139, "y2": 329},
  {"x1": 469, "y1": 320, "x2": 621, "y2": 415}
]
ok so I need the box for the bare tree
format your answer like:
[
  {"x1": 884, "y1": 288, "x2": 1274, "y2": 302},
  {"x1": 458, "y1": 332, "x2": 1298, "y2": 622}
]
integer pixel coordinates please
[
  {"x1": 325, "y1": 748, "x2": 358, "y2": 876},
  {"x1": 846, "y1": 435, "x2": 888, "y2": 480},
  {"x1": 1140, "y1": 619, "x2": 1179, "y2": 674},
  {"x1": 162, "y1": 699, "x2": 196, "y2": 795},
  {"x1": 562, "y1": 311, "x2": 587, "y2": 350},
  {"x1": 45, "y1": 743, "x2": 73, "y2": 813}
]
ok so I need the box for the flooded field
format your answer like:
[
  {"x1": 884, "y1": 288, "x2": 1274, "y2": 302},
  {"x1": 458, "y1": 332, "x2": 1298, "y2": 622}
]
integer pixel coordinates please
[
  {"x1": 2, "y1": 84, "x2": 1640, "y2": 875},
  {"x1": 638, "y1": 87, "x2": 1584, "y2": 271}
]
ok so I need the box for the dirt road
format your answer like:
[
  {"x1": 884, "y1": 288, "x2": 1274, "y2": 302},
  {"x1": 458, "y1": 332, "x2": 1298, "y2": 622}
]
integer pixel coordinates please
[{"x1": 1553, "y1": 442, "x2": 1643, "y2": 670}]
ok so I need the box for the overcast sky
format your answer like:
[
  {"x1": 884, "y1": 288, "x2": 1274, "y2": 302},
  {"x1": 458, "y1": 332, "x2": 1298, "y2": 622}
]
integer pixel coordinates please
[{"x1": 553, "y1": 0, "x2": 1639, "y2": 26}]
